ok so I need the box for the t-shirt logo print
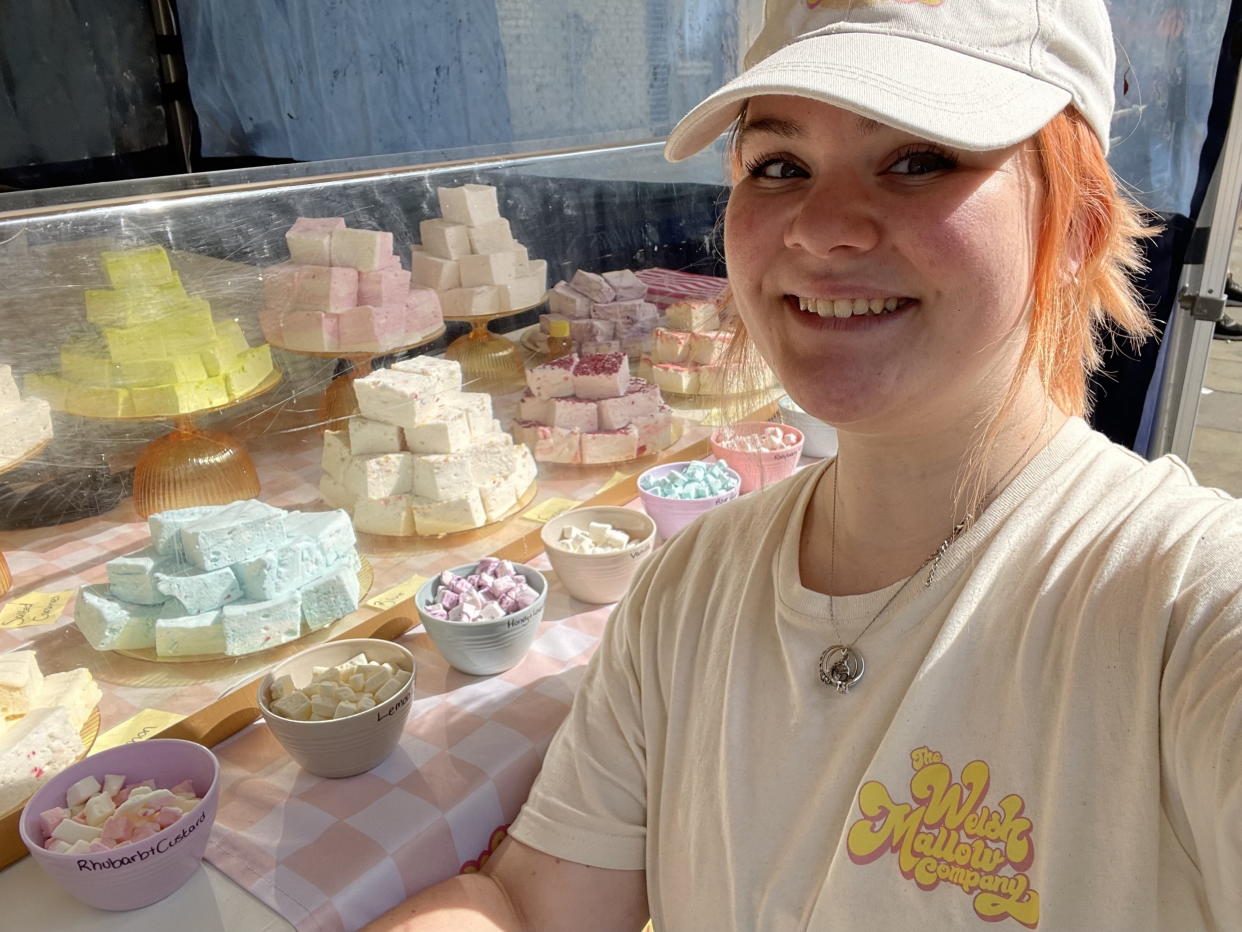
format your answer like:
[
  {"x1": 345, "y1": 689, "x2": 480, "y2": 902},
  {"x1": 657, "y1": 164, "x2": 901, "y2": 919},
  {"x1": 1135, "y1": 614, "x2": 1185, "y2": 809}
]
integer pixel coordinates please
[{"x1": 846, "y1": 746, "x2": 1041, "y2": 927}]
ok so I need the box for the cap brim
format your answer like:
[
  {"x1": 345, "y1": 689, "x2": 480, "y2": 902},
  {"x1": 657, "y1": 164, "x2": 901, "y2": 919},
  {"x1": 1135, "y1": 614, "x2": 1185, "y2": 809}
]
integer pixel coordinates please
[{"x1": 664, "y1": 32, "x2": 1071, "y2": 162}]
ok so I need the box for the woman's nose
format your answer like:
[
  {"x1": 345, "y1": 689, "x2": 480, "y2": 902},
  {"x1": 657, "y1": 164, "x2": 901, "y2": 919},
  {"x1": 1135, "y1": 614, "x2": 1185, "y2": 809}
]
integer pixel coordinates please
[{"x1": 783, "y1": 177, "x2": 881, "y2": 258}]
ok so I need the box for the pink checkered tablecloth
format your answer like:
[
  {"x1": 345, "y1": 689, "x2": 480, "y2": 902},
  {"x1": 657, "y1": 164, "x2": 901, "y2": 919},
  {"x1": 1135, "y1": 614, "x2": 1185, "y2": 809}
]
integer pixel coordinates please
[{"x1": 205, "y1": 552, "x2": 610, "y2": 932}]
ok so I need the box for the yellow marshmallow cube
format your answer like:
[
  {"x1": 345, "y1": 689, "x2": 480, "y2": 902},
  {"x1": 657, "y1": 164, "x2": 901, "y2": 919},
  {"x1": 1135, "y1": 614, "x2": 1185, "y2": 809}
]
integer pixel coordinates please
[
  {"x1": 100, "y1": 245, "x2": 175, "y2": 289},
  {"x1": 59, "y1": 342, "x2": 115, "y2": 386},
  {"x1": 224, "y1": 344, "x2": 273, "y2": 399},
  {"x1": 24, "y1": 373, "x2": 72, "y2": 409},
  {"x1": 115, "y1": 353, "x2": 208, "y2": 387},
  {"x1": 84, "y1": 276, "x2": 187, "y2": 329},
  {"x1": 130, "y1": 376, "x2": 228, "y2": 416},
  {"x1": 65, "y1": 383, "x2": 133, "y2": 418}
]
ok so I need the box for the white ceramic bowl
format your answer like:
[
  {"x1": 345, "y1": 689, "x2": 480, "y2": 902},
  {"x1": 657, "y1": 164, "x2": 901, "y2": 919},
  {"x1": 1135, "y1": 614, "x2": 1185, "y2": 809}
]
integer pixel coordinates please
[
  {"x1": 258, "y1": 638, "x2": 415, "y2": 778},
  {"x1": 19, "y1": 739, "x2": 219, "y2": 911},
  {"x1": 415, "y1": 563, "x2": 547, "y2": 676},
  {"x1": 777, "y1": 396, "x2": 838, "y2": 458},
  {"x1": 540, "y1": 506, "x2": 657, "y2": 604}
]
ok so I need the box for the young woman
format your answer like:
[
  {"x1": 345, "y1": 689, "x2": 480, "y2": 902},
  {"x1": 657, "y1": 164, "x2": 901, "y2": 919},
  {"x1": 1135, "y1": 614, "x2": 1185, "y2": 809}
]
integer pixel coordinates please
[{"x1": 370, "y1": 1, "x2": 1242, "y2": 929}]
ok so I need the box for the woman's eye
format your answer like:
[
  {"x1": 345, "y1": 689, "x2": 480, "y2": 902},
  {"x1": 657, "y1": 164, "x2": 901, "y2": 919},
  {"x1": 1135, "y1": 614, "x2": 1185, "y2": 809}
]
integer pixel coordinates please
[
  {"x1": 887, "y1": 148, "x2": 958, "y2": 176},
  {"x1": 745, "y1": 157, "x2": 806, "y2": 180}
]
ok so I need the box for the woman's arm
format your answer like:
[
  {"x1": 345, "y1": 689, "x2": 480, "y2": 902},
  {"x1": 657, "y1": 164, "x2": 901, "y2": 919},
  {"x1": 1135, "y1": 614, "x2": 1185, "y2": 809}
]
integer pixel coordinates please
[{"x1": 362, "y1": 836, "x2": 648, "y2": 932}]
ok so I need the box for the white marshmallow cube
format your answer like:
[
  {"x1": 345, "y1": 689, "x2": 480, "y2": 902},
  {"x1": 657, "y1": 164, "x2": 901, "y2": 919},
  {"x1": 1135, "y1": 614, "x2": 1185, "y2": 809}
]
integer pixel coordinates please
[
  {"x1": 460, "y1": 251, "x2": 516, "y2": 287},
  {"x1": 419, "y1": 219, "x2": 472, "y2": 260},
  {"x1": 467, "y1": 218, "x2": 513, "y2": 254},
  {"x1": 437, "y1": 184, "x2": 501, "y2": 226},
  {"x1": 411, "y1": 249, "x2": 461, "y2": 290}
]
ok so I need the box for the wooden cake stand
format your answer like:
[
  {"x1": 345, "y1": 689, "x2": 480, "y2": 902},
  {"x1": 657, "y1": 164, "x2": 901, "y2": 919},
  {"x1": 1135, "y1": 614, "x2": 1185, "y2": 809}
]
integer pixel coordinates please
[
  {"x1": 443, "y1": 300, "x2": 544, "y2": 388},
  {"x1": 0, "y1": 436, "x2": 51, "y2": 595},
  {"x1": 269, "y1": 325, "x2": 447, "y2": 427}
]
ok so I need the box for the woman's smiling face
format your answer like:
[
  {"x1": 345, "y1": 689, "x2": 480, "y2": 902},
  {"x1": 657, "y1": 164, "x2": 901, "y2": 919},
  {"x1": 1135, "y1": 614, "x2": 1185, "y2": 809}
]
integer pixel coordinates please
[{"x1": 724, "y1": 95, "x2": 1046, "y2": 435}]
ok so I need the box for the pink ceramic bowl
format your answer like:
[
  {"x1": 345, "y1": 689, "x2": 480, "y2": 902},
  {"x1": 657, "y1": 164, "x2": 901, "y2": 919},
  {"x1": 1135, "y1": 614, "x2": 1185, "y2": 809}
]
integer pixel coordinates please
[
  {"x1": 709, "y1": 421, "x2": 805, "y2": 493},
  {"x1": 19, "y1": 739, "x2": 219, "y2": 911},
  {"x1": 637, "y1": 461, "x2": 741, "y2": 540}
]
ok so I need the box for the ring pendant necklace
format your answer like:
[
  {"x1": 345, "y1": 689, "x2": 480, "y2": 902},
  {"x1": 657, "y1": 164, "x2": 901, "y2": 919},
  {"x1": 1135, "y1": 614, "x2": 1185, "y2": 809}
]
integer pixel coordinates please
[{"x1": 818, "y1": 429, "x2": 1044, "y2": 694}]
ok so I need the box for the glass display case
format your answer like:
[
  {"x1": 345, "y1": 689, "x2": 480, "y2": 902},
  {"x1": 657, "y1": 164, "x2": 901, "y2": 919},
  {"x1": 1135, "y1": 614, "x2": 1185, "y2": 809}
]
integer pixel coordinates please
[{"x1": 0, "y1": 138, "x2": 782, "y2": 866}]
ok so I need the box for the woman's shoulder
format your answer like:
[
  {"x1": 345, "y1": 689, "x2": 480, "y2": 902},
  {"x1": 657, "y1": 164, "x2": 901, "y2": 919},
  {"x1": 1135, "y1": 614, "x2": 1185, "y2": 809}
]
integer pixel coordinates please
[{"x1": 1053, "y1": 422, "x2": 1242, "y2": 569}]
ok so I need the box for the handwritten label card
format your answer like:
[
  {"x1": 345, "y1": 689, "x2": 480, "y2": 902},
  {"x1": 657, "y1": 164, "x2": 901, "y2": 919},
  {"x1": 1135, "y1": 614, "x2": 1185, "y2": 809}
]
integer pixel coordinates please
[
  {"x1": 521, "y1": 497, "x2": 580, "y2": 524},
  {"x1": 94, "y1": 709, "x2": 185, "y2": 752},
  {"x1": 365, "y1": 575, "x2": 429, "y2": 612},
  {"x1": 0, "y1": 590, "x2": 74, "y2": 629}
]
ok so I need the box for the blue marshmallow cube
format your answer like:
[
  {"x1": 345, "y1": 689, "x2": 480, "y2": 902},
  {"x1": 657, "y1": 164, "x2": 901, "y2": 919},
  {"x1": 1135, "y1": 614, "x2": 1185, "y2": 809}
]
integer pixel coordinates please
[
  {"x1": 106, "y1": 547, "x2": 176, "y2": 605},
  {"x1": 179, "y1": 500, "x2": 287, "y2": 571},
  {"x1": 75, "y1": 585, "x2": 160, "y2": 650}
]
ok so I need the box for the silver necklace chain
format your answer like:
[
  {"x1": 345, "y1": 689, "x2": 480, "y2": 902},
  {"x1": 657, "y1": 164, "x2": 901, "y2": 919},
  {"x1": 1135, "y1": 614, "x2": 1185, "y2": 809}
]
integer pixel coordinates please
[{"x1": 819, "y1": 427, "x2": 1046, "y2": 694}]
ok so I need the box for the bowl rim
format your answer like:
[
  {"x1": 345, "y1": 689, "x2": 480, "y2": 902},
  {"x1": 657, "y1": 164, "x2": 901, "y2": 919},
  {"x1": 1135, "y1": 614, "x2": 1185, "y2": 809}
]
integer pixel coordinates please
[
  {"x1": 636, "y1": 460, "x2": 742, "y2": 502},
  {"x1": 257, "y1": 637, "x2": 415, "y2": 725},
  {"x1": 709, "y1": 420, "x2": 805, "y2": 448},
  {"x1": 19, "y1": 738, "x2": 219, "y2": 860},
  {"x1": 539, "y1": 505, "x2": 657, "y2": 556},
  {"x1": 416, "y1": 561, "x2": 548, "y2": 627}
]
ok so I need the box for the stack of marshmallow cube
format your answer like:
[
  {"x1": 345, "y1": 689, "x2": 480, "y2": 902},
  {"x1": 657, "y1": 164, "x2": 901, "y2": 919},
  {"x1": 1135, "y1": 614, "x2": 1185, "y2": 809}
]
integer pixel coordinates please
[
  {"x1": 320, "y1": 355, "x2": 538, "y2": 536},
  {"x1": 639, "y1": 300, "x2": 777, "y2": 396},
  {"x1": 423, "y1": 558, "x2": 540, "y2": 623},
  {"x1": 0, "y1": 653, "x2": 101, "y2": 814},
  {"x1": 511, "y1": 352, "x2": 675, "y2": 464},
  {"x1": 411, "y1": 184, "x2": 548, "y2": 317},
  {"x1": 260, "y1": 218, "x2": 444, "y2": 353},
  {"x1": 0, "y1": 363, "x2": 52, "y2": 469},
  {"x1": 37, "y1": 774, "x2": 201, "y2": 854},
  {"x1": 74, "y1": 500, "x2": 362, "y2": 659},
  {"x1": 267, "y1": 652, "x2": 411, "y2": 721},
  {"x1": 534, "y1": 269, "x2": 660, "y2": 357}
]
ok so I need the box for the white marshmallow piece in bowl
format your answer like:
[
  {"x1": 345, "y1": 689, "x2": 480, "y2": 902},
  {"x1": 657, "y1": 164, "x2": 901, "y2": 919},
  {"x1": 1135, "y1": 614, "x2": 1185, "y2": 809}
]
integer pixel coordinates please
[
  {"x1": 540, "y1": 506, "x2": 656, "y2": 604},
  {"x1": 776, "y1": 395, "x2": 838, "y2": 459},
  {"x1": 258, "y1": 638, "x2": 416, "y2": 778}
]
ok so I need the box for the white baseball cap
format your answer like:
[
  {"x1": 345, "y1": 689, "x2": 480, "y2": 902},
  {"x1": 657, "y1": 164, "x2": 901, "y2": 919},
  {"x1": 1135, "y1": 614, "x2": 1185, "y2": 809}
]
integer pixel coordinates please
[{"x1": 664, "y1": 0, "x2": 1116, "y2": 161}]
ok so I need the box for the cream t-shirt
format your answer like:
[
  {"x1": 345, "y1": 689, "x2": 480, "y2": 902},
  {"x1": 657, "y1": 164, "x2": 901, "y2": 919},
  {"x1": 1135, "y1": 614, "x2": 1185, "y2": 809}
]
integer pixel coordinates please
[{"x1": 509, "y1": 418, "x2": 1242, "y2": 931}]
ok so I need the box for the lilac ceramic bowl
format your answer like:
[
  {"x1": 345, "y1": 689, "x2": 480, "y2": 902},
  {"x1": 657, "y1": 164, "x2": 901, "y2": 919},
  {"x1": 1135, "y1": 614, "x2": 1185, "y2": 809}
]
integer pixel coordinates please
[
  {"x1": 637, "y1": 461, "x2": 741, "y2": 540},
  {"x1": 19, "y1": 739, "x2": 219, "y2": 911}
]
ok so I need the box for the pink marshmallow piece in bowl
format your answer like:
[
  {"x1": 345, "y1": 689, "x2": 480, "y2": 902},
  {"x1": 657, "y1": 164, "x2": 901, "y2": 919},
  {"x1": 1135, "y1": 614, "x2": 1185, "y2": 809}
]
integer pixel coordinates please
[
  {"x1": 18, "y1": 739, "x2": 219, "y2": 911},
  {"x1": 415, "y1": 561, "x2": 548, "y2": 676}
]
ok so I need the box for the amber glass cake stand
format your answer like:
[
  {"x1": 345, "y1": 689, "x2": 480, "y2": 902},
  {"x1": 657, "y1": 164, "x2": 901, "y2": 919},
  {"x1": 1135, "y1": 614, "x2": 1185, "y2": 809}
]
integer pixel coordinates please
[
  {"x1": 65, "y1": 370, "x2": 283, "y2": 519},
  {"x1": 269, "y1": 325, "x2": 446, "y2": 428},
  {"x1": 443, "y1": 300, "x2": 543, "y2": 388},
  {"x1": 0, "y1": 437, "x2": 52, "y2": 596}
]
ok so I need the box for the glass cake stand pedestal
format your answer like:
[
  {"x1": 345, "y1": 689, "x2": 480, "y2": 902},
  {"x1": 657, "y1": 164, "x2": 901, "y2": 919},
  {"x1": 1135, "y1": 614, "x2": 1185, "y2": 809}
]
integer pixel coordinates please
[
  {"x1": 269, "y1": 325, "x2": 446, "y2": 428},
  {"x1": 443, "y1": 301, "x2": 543, "y2": 388},
  {"x1": 66, "y1": 370, "x2": 284, "y2": 519},
  {"x1": 0, "y1": 437, "x2": 52, "y2": 596}
]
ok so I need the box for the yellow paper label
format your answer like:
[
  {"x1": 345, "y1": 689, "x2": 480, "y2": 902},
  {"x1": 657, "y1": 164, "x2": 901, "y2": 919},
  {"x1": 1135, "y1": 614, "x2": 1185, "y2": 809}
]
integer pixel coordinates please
[
  {"x1": 522, "y1": 497, "x2": 581, "y2": 523},
  {"x1": 599, "y1": 470, "x2": 630, "y2": 493},
  {"x1": 0, "y1": 591, "x2": 74, "y2": 629},
  {"x1": 95, "y1": 709, "x2": 185, "y2": 752},
  {"x1": 365, "y1": 575, "x2": 429, "y2": 611}
]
